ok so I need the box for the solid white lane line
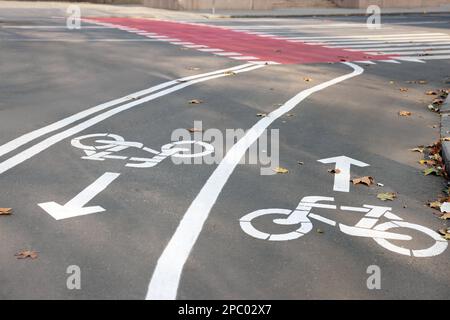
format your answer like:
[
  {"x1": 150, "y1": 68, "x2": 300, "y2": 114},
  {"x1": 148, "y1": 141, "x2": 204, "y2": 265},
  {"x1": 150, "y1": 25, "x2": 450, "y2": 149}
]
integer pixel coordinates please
[
  {"x1": 0, "y1": 64, "x2": 263, "y2": 175},
  {"x1": 0, "y1": 64, "x2": 254, "y2": 160},
  {"x1": 145, "y1": 62, "x2": 364, "y2": 300}
]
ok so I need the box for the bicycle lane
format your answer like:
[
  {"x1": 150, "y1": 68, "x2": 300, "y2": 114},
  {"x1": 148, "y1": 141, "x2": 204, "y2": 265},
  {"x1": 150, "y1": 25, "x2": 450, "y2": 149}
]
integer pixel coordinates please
[
  {"x1": 0, "y1": 60, "x2": 321, "y2": 298},
  {"x1": 171, "y1": 60, "x2": 450, "y2": 299}
]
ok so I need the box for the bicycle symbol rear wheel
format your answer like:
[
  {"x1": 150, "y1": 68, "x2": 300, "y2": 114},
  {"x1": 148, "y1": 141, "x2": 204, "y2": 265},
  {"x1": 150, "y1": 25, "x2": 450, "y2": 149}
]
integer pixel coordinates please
[{"x1": 240, "y1": 208, "x2": 313, "y2": 241}]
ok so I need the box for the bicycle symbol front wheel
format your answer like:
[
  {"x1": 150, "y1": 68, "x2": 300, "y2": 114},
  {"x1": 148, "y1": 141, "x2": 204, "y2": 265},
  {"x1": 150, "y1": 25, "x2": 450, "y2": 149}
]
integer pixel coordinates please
[
  {"x1": 161, "y1": 140, "x2": 214, "y2": 158},
  {"x1": 373, "y1": 221, "x2": 448, "y2": 257}
]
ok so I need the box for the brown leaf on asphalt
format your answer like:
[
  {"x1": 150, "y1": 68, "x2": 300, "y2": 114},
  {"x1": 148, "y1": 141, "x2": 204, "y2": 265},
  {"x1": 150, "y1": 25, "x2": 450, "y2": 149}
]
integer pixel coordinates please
[
  {"x1": 399, "y1": 88, "x2": 409, "y2": 92},
  {"x1": 224, "y1": 71, "x2": 236, "y2": 76},
  {"x1": 188, "y1": 128, "x2": 203, "y2": 133},
  {"x1": 328, "y1": 168, "x2": 341, "y2": 174},
  {"x1": 377, "y1": 192, "x2": 397, "y2": 201},
  {"x1": 297, "y1": 161, "x2": 304, "y2": 165},
  {"x1": 273, "y1": 167, "x2": 289, "y2": 174},
  {"x1": 188, "y1": 99, "x2": 203, "y2": 104},
  {"x1": 398, "y1": 111, "x2": 412, "y2": 116},
  {"x1": 428, "y1": 201, "x2": 442, "y2": 209},
  {"x1": 351, "y1": 176, "x2": 374, "y2": 186},
  {"x1": 438, "y1": 228, "x2": 450, "y2": 240},
  {"x1": 423, "y1": 167, "x2": 443, "y2": 176},
  {"x1": 15, "y1": 250, "x2": 38, "y2": 259},
  {"x1": 0, "y1": 208, "x2": 12, "y2": 215},
  {"x1": 256, "y1": 113, "x2": 267, "y2": 117},
  {"x1": 440, "y1": 213, "x2": 450, "y2": 220},
  {"x1": 426, "y1": 90, "x2": 438, "y2": 95},
  {"x1": 303, "y1": 77, "x2": 313, "y2": 82},
  {"x1": 409, "y1": 146, "x2": 424, "y2": 153},
  {"x1": 419, "y1": 159, "x2": 437, "y2": 165},
  {"x1": 317, "y1": 228, "x2": 324, "y2": 234},
  {"x1": 442, "y1": 137, "x2": 450, "y2": 142}
]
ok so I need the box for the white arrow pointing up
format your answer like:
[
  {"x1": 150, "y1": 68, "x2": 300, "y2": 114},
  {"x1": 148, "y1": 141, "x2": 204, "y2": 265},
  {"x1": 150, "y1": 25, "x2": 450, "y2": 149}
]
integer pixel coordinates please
[
  {"x1": 318, "y1": 156, "x2": 369, "y2": 192},
  {"x1": 38, "y1": 172, "x2": 120, "y2": 220}
]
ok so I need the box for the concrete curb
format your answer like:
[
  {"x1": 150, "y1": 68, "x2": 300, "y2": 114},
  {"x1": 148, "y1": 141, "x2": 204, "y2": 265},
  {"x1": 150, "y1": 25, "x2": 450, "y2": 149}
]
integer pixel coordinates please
[
  {"x1": 212, "y1": 10, "x2": 450, "y2": 19},
  {"x1": 439, "y1": 94, "x2": 450, "y2": 175}
]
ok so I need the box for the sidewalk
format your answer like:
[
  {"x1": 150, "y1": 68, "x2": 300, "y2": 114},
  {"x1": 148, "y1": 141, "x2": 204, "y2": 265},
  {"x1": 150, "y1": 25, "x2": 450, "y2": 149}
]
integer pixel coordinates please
[
  {"x1": 201, "y1": 5, "x2": 450, "y2": 18},
  {"x1": 0, "y1": 1, "x2": 449, "y2": 20}
]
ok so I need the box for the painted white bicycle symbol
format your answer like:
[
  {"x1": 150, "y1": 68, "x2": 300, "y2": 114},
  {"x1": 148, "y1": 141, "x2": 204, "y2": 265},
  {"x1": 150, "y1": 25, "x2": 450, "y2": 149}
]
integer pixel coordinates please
[
  {"x1": 240, "y1": 196, "x2": 448, "y2": 257},
  {"x1": 71, "y1": 133, "x2": 214, "y2": 168}
]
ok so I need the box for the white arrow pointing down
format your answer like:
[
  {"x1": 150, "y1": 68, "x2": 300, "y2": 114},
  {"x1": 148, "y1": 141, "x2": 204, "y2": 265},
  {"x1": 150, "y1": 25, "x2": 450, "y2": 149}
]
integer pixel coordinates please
[
  {"x1": 318, "y1": 156, "x2": 369, "y2": 193},
  {"x1": 39, "y1": 172, "x2": 120, "y2": 220}
]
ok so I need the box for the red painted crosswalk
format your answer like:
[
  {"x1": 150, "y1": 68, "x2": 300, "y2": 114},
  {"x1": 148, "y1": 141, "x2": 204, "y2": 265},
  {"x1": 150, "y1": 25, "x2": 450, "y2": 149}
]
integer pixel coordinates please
[{"x1": 89, "y1": 18, "x2": 395, "y2": 64}]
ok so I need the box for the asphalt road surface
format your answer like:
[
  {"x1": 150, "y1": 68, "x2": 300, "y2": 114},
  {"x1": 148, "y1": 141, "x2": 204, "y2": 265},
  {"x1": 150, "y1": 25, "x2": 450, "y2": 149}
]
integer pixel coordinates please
[{"x1": 0, "y1": 8, "x2": 449, "y2": 299}]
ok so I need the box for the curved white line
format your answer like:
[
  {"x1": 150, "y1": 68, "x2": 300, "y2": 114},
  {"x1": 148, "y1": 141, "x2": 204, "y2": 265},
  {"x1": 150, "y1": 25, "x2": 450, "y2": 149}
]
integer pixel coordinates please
[
  {"x1": 146, "y1": 62, "x2": 364, "y2": 300},
  {"x1": 0, "y1": 63, "x2": 254, "y2": 161},
  {"x1": 0, "y1": 64, "x2": 263, "y2": 175}
]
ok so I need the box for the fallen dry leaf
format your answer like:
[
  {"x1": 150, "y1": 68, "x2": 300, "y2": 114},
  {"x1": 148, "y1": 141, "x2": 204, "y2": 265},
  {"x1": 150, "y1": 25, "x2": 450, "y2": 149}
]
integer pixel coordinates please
[
  {"x1": 15, "y1": 250, "x2": 38, "y2": 259},
  {"x1": 303, "y1": 77, "x2": 313, "y2": 82},
  {"x1": 328, "y1": 168, "x2": 341, "y2": 174},
  {"x1": 429, "y1": 201, "x2": 442, "y2": 209},
  {"x1": 297, "y1": 161, "x2": 304, "y2": 165},
  {"x1": 224, "y1": 71, "x2": 236, "y2": 76},
  {"x1": 377, "y1": 192, "x2": 396, "y2": 201},
  {"x1": 440, "y1": 213, "x2": 450, "y2": 220},
  {"x1": 399, "y1": 88, "x2": 409, "y2": 92},
  {"x1": 256, "y1": 113, "x2": 267, "y2": 117},
  {"x1": 419, "y1": 159, "x2": 437, "y2": 166},
  {"x1": 426, "y1": 90, "x2": 438, "y2": 95},
  {"x1": 438, "y1": 228, "x2": 450, "y2": 240},
  {"x1": 442, "y1": 137, "x2": 450, "y2": 142},
  {"x1": 0, "y1": 208, "x2": 12, "y2": 215},
  {"x1": 273, "y1": 167, "x2": 289, "y2": 174},
  {"x1": 188, "y1": 128, "x2": 203, "y2": 133},
  {"x1": 351, "y1": 176, "x2": 374, "y2": 186},
  {"x1": 409, "y1": 147, "x2": 424, "y2": 153},
  {"x1": 188, "y1": 99, "x2": 203, "y2": 104},
  {"x1": 423, "y1": 167, "x2": 443, "y2": 176},
  {"x1": 398, "y1": 111, "x2": 412, "y2": 116}
]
